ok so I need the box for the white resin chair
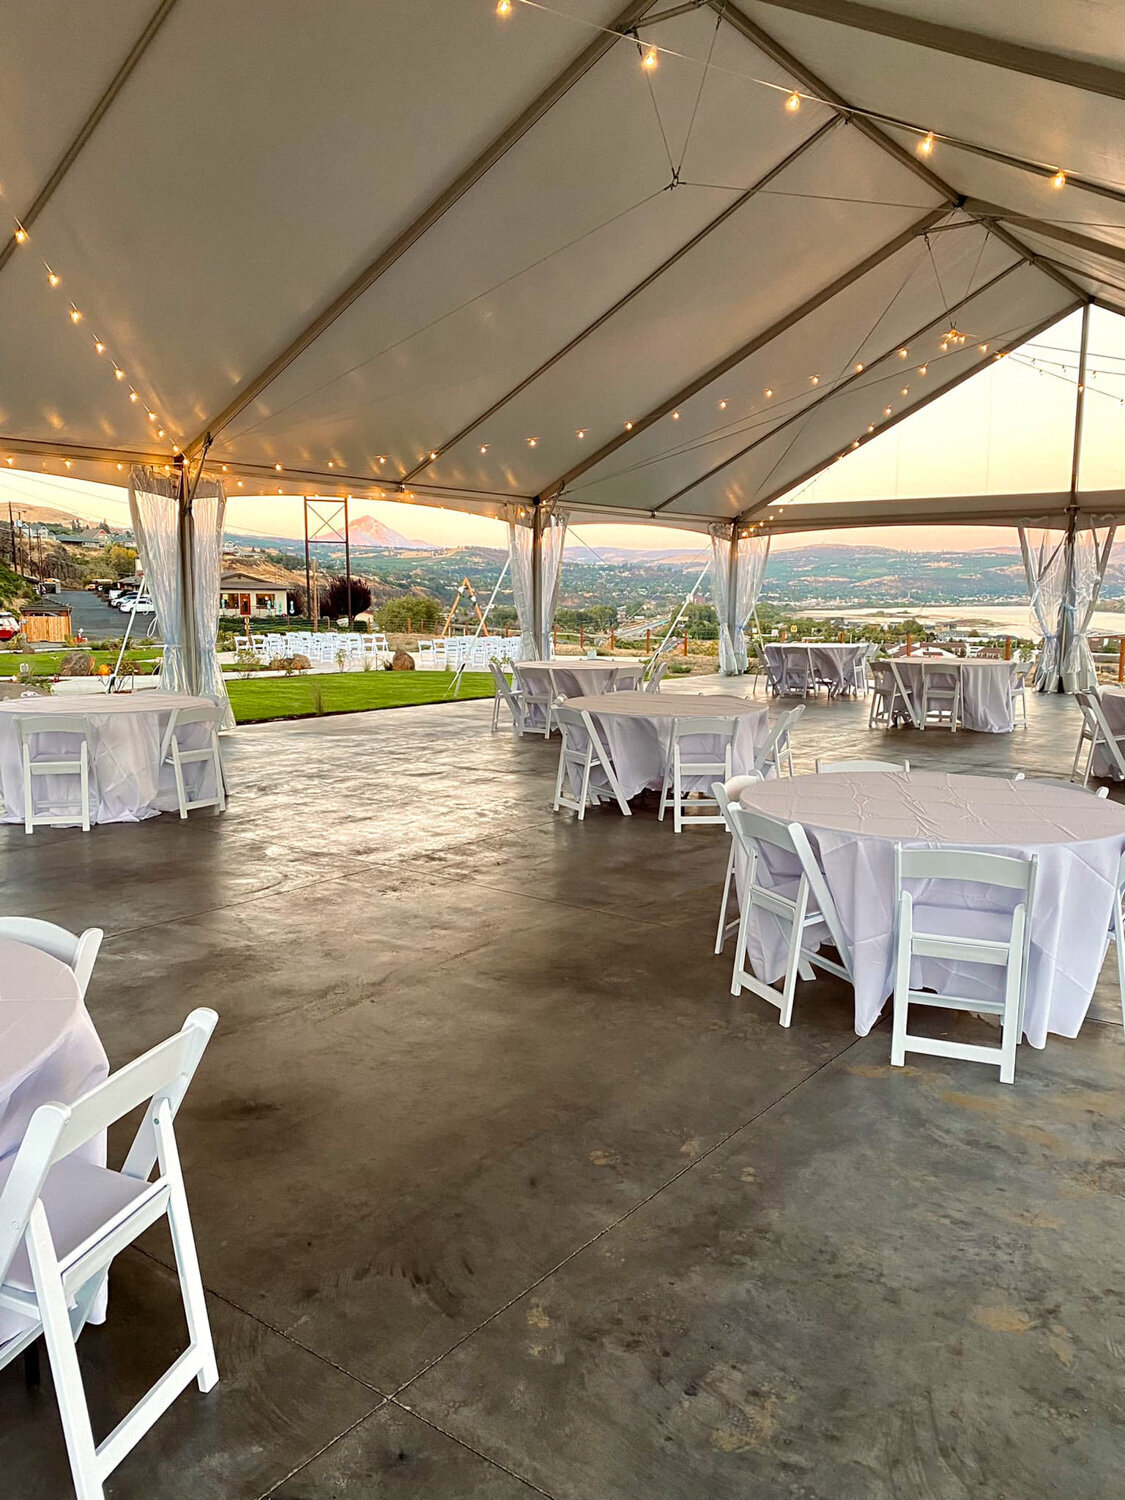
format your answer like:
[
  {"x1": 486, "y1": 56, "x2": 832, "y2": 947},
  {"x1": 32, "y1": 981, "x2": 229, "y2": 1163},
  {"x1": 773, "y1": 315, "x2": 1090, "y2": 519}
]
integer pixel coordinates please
[
  {"x1": 868, "y1": 663, "x2": 909, "y2": 728},
  {"x1": 1010, "y1": 772, "x2": 1108, "y2": 798},
  {"x1": 815, "y1": 757, "x2": 910, "y2": 774},
  {"x1": 713, "y1": 774, "x2": 764, "y2": 954},
  {"x1": 718, "y1": 792, "x2": 852, "y2": 1025},
  {"x1": 891, "y1": 845, "x2": 1037, "y2": 1084},
  {"x1": 1010, "y1": 664, "x2": 1029, "y2": 728},
  {"x1": 780, "y1": 647, "x2": 815, "y2": 698},
  {"x1": 159, "y1": 705, "x2": 226, "y2": 819},
  {"x1": 919, "y1": 662, "x2": 962, "y2": 730},
  {"x1": 1072, "y1": 690, "x2": 1125, "y2": 784},
  {"x1": 0, "y1": 918, "x2": 104, "y2": 999},
  {"x1": 658, "y1": 716, "x2": 736, "y2": 832},
  {"x1": 14, "y1": 715, "x2": 93, "y2": 834},
  {"x1": 416, "y1": 639, "x2": 436, "y2": 668},
  {"x1": 512, "y1": 662, "x2": 553, "y2": 738},
  {"x1": 552, "y1": 705, "x2": 631, "y2": 819},
  {"x1": 753, "y1": 704, "x2": 804, "y2": 779},
  {"x1": 489, "y1": 660, "x2": 524, "y2": 732},
  {"x1": 643, "y1": 662, "x2": 668, "y2": 693},
  {"x1": 0, "y1": 1009, "x2": 219, "y2": 1500}
]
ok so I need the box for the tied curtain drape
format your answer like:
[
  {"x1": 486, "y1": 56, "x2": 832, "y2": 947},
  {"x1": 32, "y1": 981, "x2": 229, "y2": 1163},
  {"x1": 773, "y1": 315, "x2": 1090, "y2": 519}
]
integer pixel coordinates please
[
  {"x1": 129, "y1": 466, "x2": 233, "y2": 728},
  {"x1": 1019, "y1": 518, "x2": 1116, "y2": 693},
  {"x1": 709, "y1": 524, "x2": 771, "y2": 675},
  {"x1": 506, "y1": 503, "x2": 568, "y2": 659}
]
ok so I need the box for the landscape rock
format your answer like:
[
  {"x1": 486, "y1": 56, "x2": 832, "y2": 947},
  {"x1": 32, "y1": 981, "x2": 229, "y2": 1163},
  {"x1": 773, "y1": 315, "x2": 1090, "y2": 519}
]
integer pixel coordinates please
[
  {"x1": 391, "y1": 649, "x2": 415, "y2": 671},
  {"x1": 60, "y1": 651, "x2": 93, "y2": 676}
]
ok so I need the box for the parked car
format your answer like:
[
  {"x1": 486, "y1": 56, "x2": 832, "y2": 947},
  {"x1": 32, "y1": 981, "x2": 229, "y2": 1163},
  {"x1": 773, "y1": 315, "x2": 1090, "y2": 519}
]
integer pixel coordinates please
[
  {"x1": 125, "y1": 596, "x2": 155, "y2": 615},
  {"x1": 0, "y1": 611, "x2": 20, "y2": 641}
]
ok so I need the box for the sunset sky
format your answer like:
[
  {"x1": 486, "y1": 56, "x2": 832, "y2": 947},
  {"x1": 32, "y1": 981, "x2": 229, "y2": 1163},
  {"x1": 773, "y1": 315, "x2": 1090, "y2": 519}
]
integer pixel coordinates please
[{"x1": 4, "y1": 308, "x2": 1120, "y2": 559}]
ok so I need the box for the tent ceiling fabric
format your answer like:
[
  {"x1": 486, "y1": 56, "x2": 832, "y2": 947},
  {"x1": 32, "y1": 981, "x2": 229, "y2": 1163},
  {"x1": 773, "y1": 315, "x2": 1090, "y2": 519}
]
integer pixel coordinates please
[{"x1": 0, "y1": 0, "x2": 1121, "y2": 532}]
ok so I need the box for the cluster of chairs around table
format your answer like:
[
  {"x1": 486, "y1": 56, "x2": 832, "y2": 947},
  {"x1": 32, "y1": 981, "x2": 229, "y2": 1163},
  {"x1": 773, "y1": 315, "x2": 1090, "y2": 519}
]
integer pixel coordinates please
[
  {"x1": 754, "y1": 642, "x2": 877, "y2": 699},
  {"x1": 709, "y1": 759, "x2": 1121, "y2": 1087},
  {"x1": 418, "y1": 636, "x2": 523, "y2": 670},
  {"x1": 867, "y1": 658, "x2": 1029, "y2": 731},
  {"x1": 11, "y1": 704, "x2": 226, "y2": 834},
  {"x1": 0, "y1": 915, "x2": 218, "y2": 1500},
  {"x1": 245, "y1": 631, "x2": 390, "y2": 667},
  {"x1": 490, "y1": 659, "x2": 666, "y2": 734}
]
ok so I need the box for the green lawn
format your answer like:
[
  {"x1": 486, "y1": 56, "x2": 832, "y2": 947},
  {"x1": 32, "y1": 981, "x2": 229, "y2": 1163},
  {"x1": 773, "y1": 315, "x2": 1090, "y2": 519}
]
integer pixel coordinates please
[
  {"x1": 226, "y1": 671, "x2": 495, "y2": 723},
  {"x1": 0, "y1": 648, "x2": 162, "y2": 677}
]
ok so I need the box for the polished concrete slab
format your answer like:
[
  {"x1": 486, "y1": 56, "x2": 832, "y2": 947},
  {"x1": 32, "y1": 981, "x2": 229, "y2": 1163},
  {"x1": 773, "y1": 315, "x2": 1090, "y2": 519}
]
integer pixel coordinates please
[{"x1": 1, "y1": 683, "x2": 1122, "y2": 1497}]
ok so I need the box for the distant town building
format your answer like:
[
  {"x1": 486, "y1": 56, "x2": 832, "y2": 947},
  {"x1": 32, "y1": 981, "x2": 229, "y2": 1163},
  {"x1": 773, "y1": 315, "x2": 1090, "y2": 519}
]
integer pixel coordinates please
[{"x1": 220, "y1": 571, "x2": 295, "y2": 617}]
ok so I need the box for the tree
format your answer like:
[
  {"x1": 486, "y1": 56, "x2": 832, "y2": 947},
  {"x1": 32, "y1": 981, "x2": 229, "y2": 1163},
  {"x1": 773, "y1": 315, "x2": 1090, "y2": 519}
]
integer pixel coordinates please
[
  {"x1": 323, "y1": 575, "x2": 373, "y2": 619},
  {"x1": 107, "y1": 544, "x2": 137, "y2": 578},
  {"x1": 684, "y1": 602, "x2": 719, "y2": 640},
  {"x1": 376, "y1": 594, "x2": 442, "y2": 632}
]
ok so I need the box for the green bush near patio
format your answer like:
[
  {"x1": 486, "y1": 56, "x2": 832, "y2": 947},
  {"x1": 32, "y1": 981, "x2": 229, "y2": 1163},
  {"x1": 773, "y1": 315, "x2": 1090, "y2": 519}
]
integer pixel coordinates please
[{"x1": 226, "y1": 670, "x2": 495, "y2": 723}]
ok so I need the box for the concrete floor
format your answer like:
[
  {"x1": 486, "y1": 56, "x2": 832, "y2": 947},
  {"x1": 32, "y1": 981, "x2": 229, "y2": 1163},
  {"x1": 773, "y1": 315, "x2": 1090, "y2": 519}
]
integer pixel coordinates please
[{"x1": 2, "y1": 681, "x2": 1123, "y2": 1498}]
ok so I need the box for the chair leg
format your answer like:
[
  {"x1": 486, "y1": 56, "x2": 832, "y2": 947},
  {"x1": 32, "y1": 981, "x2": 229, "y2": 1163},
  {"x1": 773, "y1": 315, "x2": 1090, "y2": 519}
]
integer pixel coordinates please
[
  {"x1": 715, "y1": 840, "x2": 736, "y2": 955},
  {"x1": 213, "y1": 735, "x2": 227, "y2": 812},
  {"x1": 730, "y1": 895, "x2": 753, "y2": 998},
  {"x1": 552, "y1": 744, "x2": 567, "y2": 813},
  {"x1": 159, "y1": 1112, "x2": 219, "y2": 1393},
  {"x1": 23, "y1": 747, "x2": 33, "y2": 835},
  {"x1": 172, "y1": 745, "x2": 189, "y2": 819},
  {"x1": 576, "y1": 752, "x2": 592, "y2": 822},
  {"x1": 890, "y1": 901, "x2": 912, "y2": 1067},
  {"x1": 31, "y1": 1240, "x2": 102, "y2": 1499},
  {"x1": 672, "y1": 750, "x2": 683, "y2": 834},
  {"x1": 778, "y1": 883, "x2": 809, "y2": 1027},
  {"x1": 1115, "y1": 894, "x2": 1125, "y2": 1033},
  {"x1": 80, "y1": 745, "x2": 91, "y2": 831}
]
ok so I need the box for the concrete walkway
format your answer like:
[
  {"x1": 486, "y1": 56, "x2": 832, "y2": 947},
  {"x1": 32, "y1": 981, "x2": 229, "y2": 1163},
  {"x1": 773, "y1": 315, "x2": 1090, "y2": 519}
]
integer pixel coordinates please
[{"x1": 1, "y1": 684, "x2": 1122, "y2": 1497}]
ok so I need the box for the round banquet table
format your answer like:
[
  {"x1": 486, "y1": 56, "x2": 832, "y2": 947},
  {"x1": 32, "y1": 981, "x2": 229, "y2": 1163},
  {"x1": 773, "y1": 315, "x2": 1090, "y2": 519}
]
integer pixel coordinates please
[
  {"x1": 765, "y1": 643, "x2": 867, "y2": 697},
  {"x1": 0, "y1": 936, "x2": 109, "y2": 1348},
  {"x1": 889, "y1": 659, "x2": 1019, "y2": 732},
  {"x1": 1092, "y1": 685, "x2": 1125, "y2": 779},
  {"x1": 0, "y1": 692, "x2": 219, "y2": 825},
  {"x1": 516, "y1": 659, "x2": 644, "y2": 714},
  {"x1": 736, "y1": 771, "x2": 1125, "y2": 1047},
  {"x1": 567, "y1": 691, "x2": 771, "y2": 800}
]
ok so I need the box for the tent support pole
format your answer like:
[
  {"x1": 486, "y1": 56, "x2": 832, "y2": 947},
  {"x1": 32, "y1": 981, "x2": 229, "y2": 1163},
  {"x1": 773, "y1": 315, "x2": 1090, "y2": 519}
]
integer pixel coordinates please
[
  {"x1": 176, "y1": 462, "x2": 199, "y2": 697},
  {"x1": 531, "y1": 504, "x2": 545, "y2": 659},
  {"x1": 725, "y1": 528, "x2": 741, "y2": 676},
  {"x1": 1060, "y1": 303, "x2": 1091, "y2": 692}
]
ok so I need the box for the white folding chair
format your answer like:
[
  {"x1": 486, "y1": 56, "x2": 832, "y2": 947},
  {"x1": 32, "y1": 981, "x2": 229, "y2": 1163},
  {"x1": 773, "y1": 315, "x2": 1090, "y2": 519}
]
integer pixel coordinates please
[
  {"x1": 489, "y1": 660, "x2": 525, "y2": 734},
  {"x1": 613, "y1": 664, "x2": 643, "y2": 690},
  {"x1": 713, "y1": 774, "x2": 764, "y2": 954},
  {"x1": 868, "y1": 663, "x2": 908, "y2": 728},
  {"x1": 0, "y1": 918, "x2": 104, "y2": 1000},
  {"x1": 552, "y1": 705, "x2": 631, "y2": 819},
  {"x1": 753, "y1": 704, "x2": 804, "y2": 778},
  {"x1": 658, "y1": 716, "x2": 736, "y2": 832},
  {"x1": 815, "y1": 757, "x2": 910, "y2": 774},
  {"x1": 416, "y1": 639, "x2": 435, "y2": 668},
  {"x1": 512, "y1": 662, "x2": 553, "y2": 738},
  {"x1": 718, "y1": 792, "x2": 852, "y2": 1025},
  {"x1": 891, "y1": 846, "x2": 1037, "y2": 1084},
  {"x1": 780, "y1": 647, "x2": 815, "y2": 698},
  {"x1": 159, "y1": 705, "x2": 226, "y2": 819},
  {"x1": 0, "y1": 1009, "x2": 219, "y2": 1500},
  {"x1": 1072, "y1": 690, "x2": 1125, "y2": 784},
  {"x1": 919, "y1": 662, "x2": 962, "y2": 730},
  {"x1": 1010, "y1": 664, "x2": 1029, "y2": 728},
  {"x1": 643, "y1": 662, "x2": 668, "y2": 693},
  {"x1": 14, "y1": 714, "x2": 93, "y2": 834}
]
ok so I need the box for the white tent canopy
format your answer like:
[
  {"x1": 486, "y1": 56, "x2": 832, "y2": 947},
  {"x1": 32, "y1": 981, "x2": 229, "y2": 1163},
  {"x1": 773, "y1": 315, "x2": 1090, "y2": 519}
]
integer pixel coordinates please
[{"x1": 3, "y1": 1, "x2": 1125, "y2": 681}]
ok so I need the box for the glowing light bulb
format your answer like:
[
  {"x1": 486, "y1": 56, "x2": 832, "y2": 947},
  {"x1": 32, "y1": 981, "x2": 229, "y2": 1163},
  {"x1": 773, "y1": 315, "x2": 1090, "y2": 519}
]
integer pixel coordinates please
[
  {"x1": 328, "y1": 460, "x2": 335, "y2": 468},
  {"x1": 918, "y1": 364, "x2": 928, "y2": 375},
  {"x1": 479, "y1": 444, "x2": 490, "y2": 454},
  {"x1": 918, "y1": 132, "x2": 935, "y2": 157},
  {"x1": 527, "y1": 437, "x2": 537, "y2": 447},
  {"x1": 576, "y1": 429, "x2": 586, "y2": 439},
  {"x1": 718, "y1": 399, "x2": 727, "y2": 410},
  {"x1": 764, "y1": 388, "x2": 773, "y2": 398},
  {"x1": 939, "y1": 341, "x2": 948, "y2": 352},
  {"x1": 852, "y1": 440, "x2": 859, "y2": 448},
  {"x1": 900, "y1": 386, "x2": 909, "y2": 396},
  {"x1": 1051, "y1": 169, "x2": 1066, "y2": 189},
  {"x1": 129, "y1": 391, "x2": 138, "y2": 402},
  {"x1": 46, "y1": 268, "x2": 59, "y2": 287},
  {"x1": 898, "y1": 348, "x2": 908, "y2": 359},
  {"x1": 810, "y1": 374, "x2": 819, "y2": 386},
  {"x1": 94, "y1": 341, "x2": 105, "y2": 354},
  {"x1": 69, "y1": 306, "x2": 81, "y2": 323},
  {"x1": 116, "y1": 463, "x2": 123, "y2": 471},
  {"x1": 867, "y1": 424, "x2": 875, "y2": 432},
  {"x1": 115, "y1": 368, "x2": 126, "y2": 380},
  {"x1": 496, "y1": 0, "x2": 512, "y2": 13},
  {"x1": 221, "y1": 465, "x2": 228, "y2": 472},
  {"x1": 624, "y1": 421, "x2": 633, "y2": 430},
  {"x1": 64, "y1": 459, "x2": 72, "y2": 469},
  {"x1": 785, "y1": 91, "x2": 800, "y2": 112},
  {"x1": 883, "y1": 406, "x2": 892, "y2": 416},
  {"x1": 237, "y1": 480, "x2": 244, "y2": 487},
  {"x1": 148, "y1": 411, "x2": 157, "y2": 421},
  {"x1": 978, "y1": 343, "x2": 988, "y2": 353},
  {"x1": 854, "y1": 363, "x2": 864, "y2": 373},
  {"x1": 429, "y1": 450, "x2": 437, "y2": 459},
  {"x1": 13, "y1": 226, "x2": 27, "y2": 244},
  {"x1": 274, "y1": 462, "x2": 282, "y2": 471},
  {"x1": 641, "y1": 46, "x2": 658, "y2": 70},
  {"x1": 157, "y1": 427, "x2": 165, "y2": 437},
  {"x1": 671, "y1": 410, "x2": 680, "y2": 420}
]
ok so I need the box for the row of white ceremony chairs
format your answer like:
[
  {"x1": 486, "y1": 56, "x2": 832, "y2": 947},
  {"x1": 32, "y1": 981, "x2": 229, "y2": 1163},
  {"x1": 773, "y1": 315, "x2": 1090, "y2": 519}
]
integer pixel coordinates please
[
  {"x1": 712, "y1": 758, "x2": 1122, "y2": 1086},
  {"x1": 417, "y1": 635, "x2": 522, "y2": 670},
  {"x1": 246, "y1": 631, "x2": 390, "y2": 667},
  {"x1": 13, "y1": 705, "x2": 226, "y2": 833}
]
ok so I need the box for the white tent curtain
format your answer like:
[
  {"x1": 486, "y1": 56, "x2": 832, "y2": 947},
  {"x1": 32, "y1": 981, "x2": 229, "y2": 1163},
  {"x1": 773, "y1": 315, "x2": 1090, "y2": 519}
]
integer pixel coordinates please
[
  {"x1": 1020, "y1": 518, "x2": 1116, "y2": 692},
  {"x1": 191, "y1": 477, "x2": 234, "y2": 729},
  {"x1": 709, "y1": 523, "x2": 771, "y2": 675},
  {"x1": 129, "y1": 465, "x2": 232, "y2": 726},
  {"x1": 506, "y1": 502, "x2": 568, "y2": 659},
  {"x1": 129, "y1": 467, "x2": 189, "y2": 693}
]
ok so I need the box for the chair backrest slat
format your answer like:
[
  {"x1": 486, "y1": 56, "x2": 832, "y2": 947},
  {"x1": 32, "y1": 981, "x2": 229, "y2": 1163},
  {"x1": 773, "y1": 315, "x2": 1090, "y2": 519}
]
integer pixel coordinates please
[{"x1": 896, "y1": 845, "x2": 1035, "y2": 893}]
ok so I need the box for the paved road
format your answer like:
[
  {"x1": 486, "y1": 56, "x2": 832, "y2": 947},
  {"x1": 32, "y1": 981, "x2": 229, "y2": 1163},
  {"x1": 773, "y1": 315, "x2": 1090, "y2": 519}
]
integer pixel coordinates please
[{"x1": 57, "y1": 588, "x2": 161, "y2": 641}]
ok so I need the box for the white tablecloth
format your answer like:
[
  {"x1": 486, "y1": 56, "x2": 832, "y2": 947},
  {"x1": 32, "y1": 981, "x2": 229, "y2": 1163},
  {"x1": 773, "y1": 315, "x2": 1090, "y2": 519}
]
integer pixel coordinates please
[
  {"x1": 0, "y1": 937, "x2": 109, "y2": 1348},
  {"x1": 0, "y1": 692, "x2": 219, "y2": 824},
  {"x1": 1093, "y1": 686, "x2": 1125, "y2": 779},
  {"x1": 735, "y1": 771, "x2": 1125, "y2": 1047},
  {"x1": 765, "y1": 643, "x2": 867, "y2": 696},
  {"x1": 517, "y1": 661, "x2": 644, "y2": 727},
  {"x1": 568, "y1": 692, "x2": 770, "y2": 800},
  {"x1": 891, "y1": 660, "x2": 1017, "y2": 732}
]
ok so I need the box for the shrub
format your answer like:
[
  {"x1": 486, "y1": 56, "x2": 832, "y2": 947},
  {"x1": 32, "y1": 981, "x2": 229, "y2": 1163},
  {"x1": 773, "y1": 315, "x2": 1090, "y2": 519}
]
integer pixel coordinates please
[
  {"x1": 323, "y1": 575, "x2": 373, "y2": 619},
  {"x1": 377, "y1": 595, "x2": 442, "y2": 633}
]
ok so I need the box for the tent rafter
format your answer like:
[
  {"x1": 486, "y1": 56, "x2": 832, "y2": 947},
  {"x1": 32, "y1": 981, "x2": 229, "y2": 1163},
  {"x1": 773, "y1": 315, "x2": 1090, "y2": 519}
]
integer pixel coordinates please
[
  {"x1": 183, "y1": 0, "x2": 661, "y2": 460},
  {"x1": 541, "y1": 204, "x2": 949, "y2": 499},
  {"x1": 399, "y1": 116, "x2": 841, "y2": 484}
]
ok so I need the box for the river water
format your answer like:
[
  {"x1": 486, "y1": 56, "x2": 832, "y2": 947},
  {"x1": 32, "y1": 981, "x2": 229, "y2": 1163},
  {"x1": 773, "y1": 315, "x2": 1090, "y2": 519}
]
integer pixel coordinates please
[{"x1": 801, "y1": 603, "x2": 1125, "y2": 636}]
